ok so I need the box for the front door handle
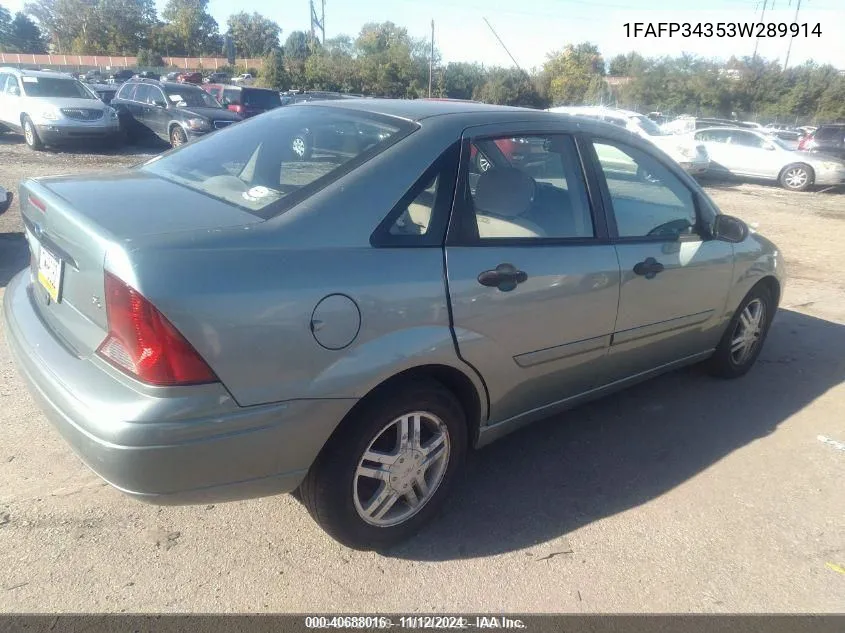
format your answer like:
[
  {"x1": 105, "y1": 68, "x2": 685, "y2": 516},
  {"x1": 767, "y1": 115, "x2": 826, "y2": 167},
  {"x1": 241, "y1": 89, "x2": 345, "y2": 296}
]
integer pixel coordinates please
[
  {"x1": 633, "y1": 257, "x2": 665, "y2": 279},
  {"x1": 477, "y1": 263, "x2": 528, "y2": 292}
]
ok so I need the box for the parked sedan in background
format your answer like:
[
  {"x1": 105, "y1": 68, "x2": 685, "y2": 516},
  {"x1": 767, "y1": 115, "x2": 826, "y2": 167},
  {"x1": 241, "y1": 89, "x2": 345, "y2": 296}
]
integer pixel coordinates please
[
  {"x1": 548, "y1": 106, "x2": 710, "y2": 176},
  {"x1": 5, "y1": 99, "x2": 785, "y2": 550},
  {"x1": 178, "y1": 72, "x2": 203, "y2": 85},
  {"x1": 693, "y1": 127, "x2": 845, "y2": 191},
  {"x1": 111, "y1": 78, "x2": 241, "y2": 147}
]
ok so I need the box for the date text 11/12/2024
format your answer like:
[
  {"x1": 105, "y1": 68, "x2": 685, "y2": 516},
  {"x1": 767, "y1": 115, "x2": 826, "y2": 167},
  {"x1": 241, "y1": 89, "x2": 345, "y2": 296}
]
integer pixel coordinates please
[
  {"x1": 623, "y1": 22, "x2": 822, "y2": 38},
  {"x1": 304, "y1": 616, "x2": 527, "y2": 629}
]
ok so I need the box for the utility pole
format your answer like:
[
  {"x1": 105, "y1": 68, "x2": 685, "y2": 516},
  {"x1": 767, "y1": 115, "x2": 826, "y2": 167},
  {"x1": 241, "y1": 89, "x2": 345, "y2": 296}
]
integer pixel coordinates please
[
  {"x1": 428, "y1": 20, "x2": 434, "y2": 98},
  {"x1": 752, "y1": 0, "x2": 768, "y2": 61},
  {"x1": 783, "y1": 0, "x2": 802, "y2": 70}
]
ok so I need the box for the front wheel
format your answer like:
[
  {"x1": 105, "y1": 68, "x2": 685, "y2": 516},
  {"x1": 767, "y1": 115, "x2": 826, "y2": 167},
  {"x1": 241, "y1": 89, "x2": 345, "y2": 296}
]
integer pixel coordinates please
[
  {"x1": 707, "y1": 284, "x2": 774, "y2": 379},
  {"x1": 23, "y1": 117, "x2": 44, "y2": 150},
  {"x1": 298, "y1": 379, "x2": 467, "y2": 550},
  {"x1": 779, "y1": 163, "x2": 813, "y2": 192}
]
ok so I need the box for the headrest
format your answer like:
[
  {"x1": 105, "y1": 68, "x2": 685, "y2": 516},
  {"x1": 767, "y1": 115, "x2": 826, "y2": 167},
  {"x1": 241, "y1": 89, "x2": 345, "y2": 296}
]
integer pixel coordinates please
[{"x1": 474, "y1": 167, "x2": 536, "y2": 218}]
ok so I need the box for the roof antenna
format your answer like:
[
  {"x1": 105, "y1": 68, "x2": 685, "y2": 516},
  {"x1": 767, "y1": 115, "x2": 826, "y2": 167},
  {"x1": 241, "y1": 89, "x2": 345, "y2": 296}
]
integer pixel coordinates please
[{"x1": 483, "y1": 17, "x2": 530, "y2": 79}]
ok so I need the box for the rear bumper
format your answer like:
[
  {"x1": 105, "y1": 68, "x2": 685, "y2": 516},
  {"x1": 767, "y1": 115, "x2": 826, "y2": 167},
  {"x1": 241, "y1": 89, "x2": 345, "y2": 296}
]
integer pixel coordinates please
[
  {"x1": 3, "y1": 270, "x2": 356, "y2": 505},
  {"x1": 35, "y1": 123, "x2": 121, "y2": 145}
]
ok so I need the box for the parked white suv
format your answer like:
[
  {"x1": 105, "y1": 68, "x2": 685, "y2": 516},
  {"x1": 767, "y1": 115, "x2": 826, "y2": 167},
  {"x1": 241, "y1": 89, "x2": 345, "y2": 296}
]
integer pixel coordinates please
[
  {"x1": 547, "y1": 106, "x2": 710, "y2": 175},
  {"x1": 0, "y1": 67, "x2": 121, "y2": 150}
]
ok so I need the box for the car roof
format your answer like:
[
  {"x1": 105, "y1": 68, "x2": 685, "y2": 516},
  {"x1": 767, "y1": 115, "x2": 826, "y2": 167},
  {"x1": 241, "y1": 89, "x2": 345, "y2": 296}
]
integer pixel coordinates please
[
  {"x1": 295, "y1": 98, "x2": 539, "y2": 122},
  {"x1": 547, "y1": 105, "x2": 643, "y2": 119},
  {"x1": 0, "y1": 67, "x2": 79, "y2": 80},
  {"x1": 127, "y1": 78, "x2": 203, "y2": 90}
]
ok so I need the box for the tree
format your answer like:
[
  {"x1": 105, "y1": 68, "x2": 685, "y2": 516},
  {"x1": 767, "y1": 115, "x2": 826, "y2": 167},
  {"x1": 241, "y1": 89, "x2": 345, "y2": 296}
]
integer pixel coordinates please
[
  {"x1": 137, "y1": 47, "x2": 164, "y2": 67},
  {"x1": 258, "y1": 47, "x2": 289, "y2": 90},
  {"x1": 25, "y1": 0, "x2": 154, "y2": 54},
  {"x1": 541, "y1": 42, "x2": 605, "y2": 106},
  {"x1": 226, "y1": 11, "x2": 280, "y2": 59},
  {"x1": 474, "y1": 68, "x2": 546, "y2": 108},
  {"x1": 283, "y1": 30, "x2": 310, "y2": 88},
  {"x1": 10, "y1": 12, "x2": 46, "y2": 52},
  {"x1": 0, "y1": 4, "x2": 13, "y2": 51},
  {"x1": 160, "y1": 0, "x2": 219, "y2": 55},
  {"x1": 442, "y1": 62, "x2": 485, "y2": 101}
]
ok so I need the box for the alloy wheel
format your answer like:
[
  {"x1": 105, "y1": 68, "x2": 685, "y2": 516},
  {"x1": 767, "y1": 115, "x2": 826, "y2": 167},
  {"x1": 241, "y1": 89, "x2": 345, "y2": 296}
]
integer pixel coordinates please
[
  {"x1": 783, "y1": 167, "x2": 808, "y2": 189},
  {"x1": 352, "y1": 411, "x2": 451, "y2": 528},
  {"x1": 730, "y1": 298, "x2": 766, "y2": 365}
]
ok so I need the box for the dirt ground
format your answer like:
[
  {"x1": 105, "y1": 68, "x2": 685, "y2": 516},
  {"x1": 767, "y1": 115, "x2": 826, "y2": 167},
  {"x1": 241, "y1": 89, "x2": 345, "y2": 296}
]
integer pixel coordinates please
[{"x1": 0, "y1": 133, "x2": 844, "y2": 613}]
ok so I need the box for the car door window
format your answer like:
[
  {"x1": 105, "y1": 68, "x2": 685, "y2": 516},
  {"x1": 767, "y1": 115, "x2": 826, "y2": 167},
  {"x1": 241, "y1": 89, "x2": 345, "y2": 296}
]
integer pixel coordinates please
[
  {"x1": 133, "y1": 84, "x2": 153, "y2": 104},
  {"x1": 116, "y1": 82, "x2": 137, "y2": 100},
  {"x1": 388, "y1": 173, "x2": 439, "y2": 236},
  {"x1": 0, "y1": 74, "x2": 9, "y2": 92},
  {"x1": 223, "y1": 88, "x2": 240, "y2": 105},
  {"x1": 591, "y1": 140, "x2": 698, "y2": 239},
  {"x1": 464, "y1": 134, "x2": 594, "y2": 240},
  {"x1": 729, "y1": 131, "x2": 766, "y2": 148},
  {"x1": 4, "y1": 76, "x2": 21, "y2": 96},
  {"x1": 695, "y1": 130, "x2": 732, "y2": 143}
]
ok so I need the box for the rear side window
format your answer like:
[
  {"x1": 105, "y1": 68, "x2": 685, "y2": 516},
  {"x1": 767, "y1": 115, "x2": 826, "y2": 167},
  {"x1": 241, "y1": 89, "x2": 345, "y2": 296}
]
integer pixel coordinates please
[
  {"x1": 223, "y1": 88, "x2": 240, "y2": 105},
  {"x1": 242, "y1": 89, "x2": 282, "y2": 109},
  {"x1": 139, "y1": 105, "x2": 413, "y2": 219},
  {"x1": 814, "y1": 127, "x2": 844, "y2": 141}
]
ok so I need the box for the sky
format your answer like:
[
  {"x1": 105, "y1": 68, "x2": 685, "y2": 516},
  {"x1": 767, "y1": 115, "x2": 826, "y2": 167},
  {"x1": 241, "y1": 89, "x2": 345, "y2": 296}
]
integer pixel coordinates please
[{"x1": 3, "y1": 0, "x2": 843, "y2": 69}]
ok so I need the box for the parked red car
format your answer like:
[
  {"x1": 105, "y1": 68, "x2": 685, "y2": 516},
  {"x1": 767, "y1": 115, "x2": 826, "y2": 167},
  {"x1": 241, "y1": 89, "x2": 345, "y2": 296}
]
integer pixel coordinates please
[{"x1": 178, "y1": 72, "x2": 203, "y2": 84}]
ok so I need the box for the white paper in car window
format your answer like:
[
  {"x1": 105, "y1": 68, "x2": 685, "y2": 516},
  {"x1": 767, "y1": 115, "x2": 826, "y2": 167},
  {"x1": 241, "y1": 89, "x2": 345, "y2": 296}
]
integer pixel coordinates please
[
  {"x1": 168, "y1": 94, "x2": 183, "y2": 103},
  {"x1": 22, "y1": 77, "x2": 38, "y2": 83}
]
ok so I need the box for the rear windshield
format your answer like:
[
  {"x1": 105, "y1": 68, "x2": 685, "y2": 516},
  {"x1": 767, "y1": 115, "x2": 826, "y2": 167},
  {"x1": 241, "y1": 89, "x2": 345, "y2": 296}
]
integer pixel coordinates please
[
  {"x1": 21, "y1": 77, "x2": 96, "y2": 99},
  {"x1": 243, "y1": 89, "x2": 282, "y2": 108},
  {"x1": 164, "y1": 86, "x2": 220, "y2": 108},
  {"x1": 814, "y1": 127, "x2": 844, "y2": 141},
  {"x1": 139, "y1": 105, "x2": 413, "y2": 219}
]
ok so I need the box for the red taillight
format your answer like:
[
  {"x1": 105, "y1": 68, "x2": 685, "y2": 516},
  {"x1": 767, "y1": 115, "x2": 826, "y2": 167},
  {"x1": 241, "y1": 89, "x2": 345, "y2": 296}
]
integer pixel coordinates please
[
  {"x1": 96, "y1": 272, "x2": 218, "y2": 386},
  {"x1": 29, "y1": 195, "x2": 46, "y2": 212},
  {"x1": 228, "y1": 104, "x2": 244, "y2": 113}
]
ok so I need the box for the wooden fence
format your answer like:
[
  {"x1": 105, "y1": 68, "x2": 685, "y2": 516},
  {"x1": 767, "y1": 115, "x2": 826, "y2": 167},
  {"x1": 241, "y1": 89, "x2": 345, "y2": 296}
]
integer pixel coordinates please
[{"x1": 0, "y1": 53, "x2": 262, "y2": 70}]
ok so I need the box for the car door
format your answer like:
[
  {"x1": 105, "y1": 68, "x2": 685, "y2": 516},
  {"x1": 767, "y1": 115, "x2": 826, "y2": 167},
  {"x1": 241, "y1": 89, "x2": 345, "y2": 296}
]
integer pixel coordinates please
[
  {"x1": 0, "y1": 75, "x2": 23, "y2": 129},
  {"x1": 693, "y1": 129, "x2": 734, "y2": 173},
  {"x1": 583, "y1": 137, "x2": 734, "y2": 380},
  {"x1": 724, "y1": 130, "x2": 783, "y2": 178},
  {"x1": 140, "y1": 84, "x2": 169, "y2": 139},
  {"x1": 445, "y1": 124, "x2": 621, "y2": 426}
]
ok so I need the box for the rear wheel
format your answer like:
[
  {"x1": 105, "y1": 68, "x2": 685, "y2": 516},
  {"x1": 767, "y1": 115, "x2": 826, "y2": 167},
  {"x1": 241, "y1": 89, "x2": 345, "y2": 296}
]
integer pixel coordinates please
[
  {"x1": 298, "y1": 379, "x2": 467, "y2": 550},
  {"x1": 707, "y1": 284, "x2": 774, "y2": 379},
  {"x1": 779, "y1": 163, "x2": 813, "y2": 191},
  {"x1": 169, "y1": 125, "x2": 188, "y2": 148},
  {"x1": 23, "y1": 117, "x2": 44, "y2": 150}
]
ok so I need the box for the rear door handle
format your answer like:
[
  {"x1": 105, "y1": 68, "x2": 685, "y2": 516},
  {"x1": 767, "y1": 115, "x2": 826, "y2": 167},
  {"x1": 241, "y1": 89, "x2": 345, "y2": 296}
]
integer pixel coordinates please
[
  {"x1": 477, "y1": 263, "x2": 528, "y2": 292},
  {"x1": 633, "y1": 257, "x2": 665, "y2": 279}
]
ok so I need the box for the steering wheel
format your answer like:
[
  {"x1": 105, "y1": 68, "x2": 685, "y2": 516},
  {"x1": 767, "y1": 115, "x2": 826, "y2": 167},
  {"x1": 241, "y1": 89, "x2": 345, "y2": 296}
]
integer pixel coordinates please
[{"x1": 647, "y1": 218, "x2": 694, "y2": 237}]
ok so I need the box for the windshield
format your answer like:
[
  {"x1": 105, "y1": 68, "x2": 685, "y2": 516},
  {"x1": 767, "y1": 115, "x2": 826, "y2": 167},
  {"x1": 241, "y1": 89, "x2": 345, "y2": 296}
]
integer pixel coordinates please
[
  {"x1": 243, "y1": 89, "x2": 282, "y2": 109},
  {"x1": 21, "y1": 77, "x2": 96, "y2": 99},
  {"x1": 631, "y1": 115, "x2": 666, "y2": 136},
  {"x1": 139, "y1": 105, "x2": 412, "y2": 219},
  {"x1": 164, "y1": 86, "x2": 220, "y2": 108}
]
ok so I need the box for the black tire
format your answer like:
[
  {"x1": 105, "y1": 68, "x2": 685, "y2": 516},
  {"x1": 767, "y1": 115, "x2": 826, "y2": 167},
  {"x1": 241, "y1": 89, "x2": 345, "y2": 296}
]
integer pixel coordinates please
[
  {"x1": 299, "y1": 379, "x2": 468, "y2": 551},
  {"x1": 779, "y1": 163, "x2": 813, "y2": 192},
  {"x1": 290, "y1": 133, "x2": 311, "y2": 161},
  {"x1": 707, "y1": 284, "x2": 774, "y2": 379},
  {"x1": 22, "y1": 117, "x2": 44, "y2": 150},
  {"x1": 169, "y1": 125, "x2": 188, "y2": 148}
]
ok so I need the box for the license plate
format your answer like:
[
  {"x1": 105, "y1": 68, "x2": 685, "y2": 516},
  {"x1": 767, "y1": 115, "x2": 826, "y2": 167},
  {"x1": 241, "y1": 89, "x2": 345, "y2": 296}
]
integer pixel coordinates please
[{"x1": 37, "y1": 245, "x2": 63, "y2": 303}]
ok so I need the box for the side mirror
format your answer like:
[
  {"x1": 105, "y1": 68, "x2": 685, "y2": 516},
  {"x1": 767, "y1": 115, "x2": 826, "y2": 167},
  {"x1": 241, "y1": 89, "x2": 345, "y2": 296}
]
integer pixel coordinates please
[{"x1": 712, "y1": 214, "x2": 748, "y2": 243}]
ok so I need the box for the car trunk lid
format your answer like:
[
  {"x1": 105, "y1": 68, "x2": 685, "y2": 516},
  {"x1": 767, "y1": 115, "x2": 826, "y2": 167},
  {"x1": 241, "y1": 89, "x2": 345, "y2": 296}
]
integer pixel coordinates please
[{"x1": 19, "y1": 171, "x2": 262, "y2": 358}]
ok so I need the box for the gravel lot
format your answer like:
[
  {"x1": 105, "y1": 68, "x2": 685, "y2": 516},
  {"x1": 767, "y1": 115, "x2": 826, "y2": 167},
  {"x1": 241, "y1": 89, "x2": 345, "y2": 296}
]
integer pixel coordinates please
[{"x1": 0, "y1": 133, "x2": 844, "y2": 613}]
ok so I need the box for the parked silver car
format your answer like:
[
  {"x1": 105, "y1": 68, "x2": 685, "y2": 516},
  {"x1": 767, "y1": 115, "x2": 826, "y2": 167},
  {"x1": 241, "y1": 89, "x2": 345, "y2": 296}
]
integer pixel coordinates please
[
  {"x1": 692, "y1": 127, "x2": 845, "y2": 191},
  {"x1": 0, "y1": 67, "x2": 122, "y2": 149},
  {"x1": 4, "y1": 100, "x2": 786, "y2": 550}
]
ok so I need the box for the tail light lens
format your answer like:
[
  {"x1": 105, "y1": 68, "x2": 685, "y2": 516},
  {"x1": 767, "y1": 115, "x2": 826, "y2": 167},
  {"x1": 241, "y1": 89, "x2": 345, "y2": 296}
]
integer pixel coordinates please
[
  {"x1": 228, "y1": 104, "x2": 244, "y2": 114},
  {"x1": 97, "y1": 272, "x2": 218, "y2": 386}
]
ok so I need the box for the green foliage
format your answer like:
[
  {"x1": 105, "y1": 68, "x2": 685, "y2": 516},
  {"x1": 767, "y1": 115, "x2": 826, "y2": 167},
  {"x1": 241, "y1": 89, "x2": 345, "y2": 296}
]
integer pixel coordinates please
[
  {"x1": 258, "y1": 48, "x2": 288, "y2": 90},
  {"x1": 226, "y1": 11, "x2": 280, "y2": 59},
  {"x1": 160, "y1": 0, "x2": 219, "y2": 56},
  {"x1": 473, "y1": 68, "x2": 546, "y2": 108},
  {"x1": 540, "y1": 42, "x2": 605, "y2": 106},
  {"x1": 441, "y1": 62, "x2": 485, "y2": 101},
  {"x1": 136, "y1": 47, "x2": 163, "y2": 67},
  {"x1": 1, "y1": 7, "x2": 46, "y2": 52}
]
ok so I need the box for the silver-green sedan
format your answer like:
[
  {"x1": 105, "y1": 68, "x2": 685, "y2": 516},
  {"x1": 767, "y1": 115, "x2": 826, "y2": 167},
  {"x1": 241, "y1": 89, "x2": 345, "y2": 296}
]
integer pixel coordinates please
[{"x1": 4, "y1": 100, "x2": 785, "y2": 550}]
